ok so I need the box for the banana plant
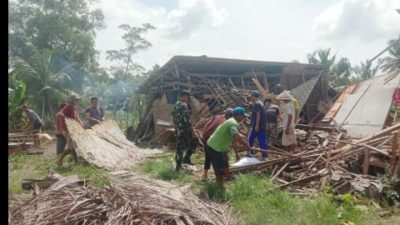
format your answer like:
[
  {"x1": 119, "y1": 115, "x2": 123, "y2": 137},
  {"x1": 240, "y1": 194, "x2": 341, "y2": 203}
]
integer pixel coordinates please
[
  {"x1": 10, "y1": 46, "x2": 73, "y2": 125},
  {"x1": 8, "y1": 74, "x2": 27, "y2": 131}
]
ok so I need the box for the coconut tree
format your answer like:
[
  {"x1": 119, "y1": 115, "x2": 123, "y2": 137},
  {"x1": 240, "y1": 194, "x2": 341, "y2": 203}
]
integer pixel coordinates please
[
  {"x1": 353, "y1": 60, "x2": 380, "y2": 81},
  {"x1": 11, "y1": 45, "x2": 73, "y2": 125},
  {"x1": 380, "y1": 38, "x2": 400, "y2": 75},
  {"x1": 307, "y1": 48, "x2": 337, "y2": 73},
  {"x1": 307, "y1": 48, "x2": 355, "y2": 87}
]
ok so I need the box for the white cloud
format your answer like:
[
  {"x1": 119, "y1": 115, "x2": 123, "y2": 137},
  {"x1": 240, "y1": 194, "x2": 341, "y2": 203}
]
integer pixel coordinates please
[
  {"x1": 162, "y1": 0, "x2": 228, "y2": 39},
  {"x1": 94, "y1": 0, "x2": 399, "y2": 71},
  {"x1": 313, "y1": 0, "x2": 400, "y2": 42}
]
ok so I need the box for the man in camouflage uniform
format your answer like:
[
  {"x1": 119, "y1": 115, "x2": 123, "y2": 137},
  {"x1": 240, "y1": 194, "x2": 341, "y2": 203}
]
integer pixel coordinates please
[{"x1": 171, "y1": 90, "x2": 197, "y2": 171}]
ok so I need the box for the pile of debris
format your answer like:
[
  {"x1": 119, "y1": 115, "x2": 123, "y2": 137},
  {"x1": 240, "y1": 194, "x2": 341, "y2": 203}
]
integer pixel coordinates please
[
  {"x1": 228, "y1": 123, "x2": 400, "y2": 197},
  {"x1": 65, "y1": 119, "x2": 162, "y2": 170},
  {"x1": 135, "y1": 83, "x2": 253, "y2": 147},
  {"x1": 10, "y1": 172, "x2": 237, "y2": 225},
  {"x1": 8, "y1": 131, "x2": 52, "y2": 155},
  {"x1": 134, "y1": 55, "x2": 332, "y2": 145}
]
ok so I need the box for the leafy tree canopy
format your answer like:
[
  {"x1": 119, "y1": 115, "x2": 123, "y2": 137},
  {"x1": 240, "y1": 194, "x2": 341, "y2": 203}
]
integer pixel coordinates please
[{"x1": 9, "y1": 0, "x2": 105, "y2": 91}]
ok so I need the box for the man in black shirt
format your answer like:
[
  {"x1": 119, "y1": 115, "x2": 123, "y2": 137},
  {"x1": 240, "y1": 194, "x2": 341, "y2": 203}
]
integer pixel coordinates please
[
  {"x1": 248, "y1": 90, "x2": 268, "y2": 158},
  {"x1": 264, "y1": 98, "x2": 280, "y2": 146}
]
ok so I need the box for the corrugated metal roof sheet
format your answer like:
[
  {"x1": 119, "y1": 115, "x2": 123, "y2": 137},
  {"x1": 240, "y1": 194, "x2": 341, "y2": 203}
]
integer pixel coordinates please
[
  {"x1": 290, "y1": 75, "x2": 321, "y2": 110},
  {"x1": 332, "y1": 73, "x2": 400, "y2": 138}
]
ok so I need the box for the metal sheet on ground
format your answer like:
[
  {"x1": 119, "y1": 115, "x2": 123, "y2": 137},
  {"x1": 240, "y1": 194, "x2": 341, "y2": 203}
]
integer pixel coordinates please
[{"x1": 333, "y1": 88, "x2": 395, "y2": 138}]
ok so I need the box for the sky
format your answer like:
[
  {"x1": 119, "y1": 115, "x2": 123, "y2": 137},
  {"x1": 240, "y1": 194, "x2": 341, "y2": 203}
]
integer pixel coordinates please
[{"x1": 94, "y1": 0, "x2": 400, "y2": 70}]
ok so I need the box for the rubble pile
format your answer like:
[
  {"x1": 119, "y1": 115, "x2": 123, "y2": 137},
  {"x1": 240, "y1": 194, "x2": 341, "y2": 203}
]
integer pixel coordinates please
[{"x1": 228, "y1": 123, "x2": 400, "y2": 197}]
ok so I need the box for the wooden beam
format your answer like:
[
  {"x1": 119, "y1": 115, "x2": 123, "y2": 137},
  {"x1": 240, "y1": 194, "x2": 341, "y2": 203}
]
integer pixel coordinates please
[
  {"x1": 174, "y1": 64, "x2": 181, "y2": 78},
  {"x1": 270, "y1": 162, "x2": 289, "y2": 182},
  {"x1": 390, "y1": 131, "x2": 399, "y2": 175},
  {"x1": 263, "y1": 74, "x2": 269, "y2": 93},
  {"x1": 363, "y1": 149, "x2": 370, "y2": 175},
  {"x1": 251, "y1": 77, "x2": 268, "y2": 101}
]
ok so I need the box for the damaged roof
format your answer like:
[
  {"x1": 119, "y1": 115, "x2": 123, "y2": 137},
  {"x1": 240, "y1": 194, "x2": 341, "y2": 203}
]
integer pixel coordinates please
[
  {"x1": 333, "y1": 72, "x2": 400, "y2": 138},
  {"x1": 290, "y1": 75, "x2": 321, "y2": 110},
  {"x1": 157, "y1": 55, "x2": 324, "y2": 75}
]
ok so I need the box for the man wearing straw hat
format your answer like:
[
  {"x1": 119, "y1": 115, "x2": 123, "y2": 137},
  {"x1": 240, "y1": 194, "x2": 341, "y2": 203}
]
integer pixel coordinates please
[
  {"x1": 56, "y1": 94, "x2": 84, "y2": 166},
  {"x1": 276, "y1": 91, "x2": 297, "y2": 154}
]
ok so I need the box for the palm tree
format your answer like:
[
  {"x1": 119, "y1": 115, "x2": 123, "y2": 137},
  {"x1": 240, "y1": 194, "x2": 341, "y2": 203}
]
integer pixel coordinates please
[
  {"x1": 380, "y1": 38, "x2": 400, "y2": 75},
  {"x1": 11, "y1": 45, "x2": 73, "y2": 124},
  {"x1": 307, "y1": 48, "x2": 354, "y2": 87},
  {"x1": 8, "y1": 74, "x2": 27, "y2": 131},
  {"x1": 307, "y1": 48, "x2": 337, "y2": 73},
  {"x1": 353, "y1": 60, "x2": 380, "y2": 81}
]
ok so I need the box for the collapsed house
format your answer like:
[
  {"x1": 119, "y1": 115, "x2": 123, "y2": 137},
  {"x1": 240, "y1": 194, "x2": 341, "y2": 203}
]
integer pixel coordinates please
[
  {"x1": 132, "y1": 56, "x2": 400, "y2": 196},
  {"x1": 134, "y1": 55, "x2": 335, "y2": 144},
  {"x1": 226, "y1": 72, "x2": 400, "y2": 195}
]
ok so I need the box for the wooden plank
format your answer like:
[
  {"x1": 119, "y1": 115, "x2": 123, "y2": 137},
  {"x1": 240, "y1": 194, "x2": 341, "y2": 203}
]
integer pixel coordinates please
[
  {"x1": 390, "y1": 131, "x2": 399, "y2": 175},
  {"x1": 251, "y1": 77, "x2": 268, "y2": 101},
  {"x1": 263, "y1": 74, "x2": 269, "y2": 92},
  {"x1": 241, "y1": 77, "x2": 245, "y2": 89},
  {"x1": 276, "y1": 173, "x2": 323, "y2": 189},
  {"x1": 363, "y1": 149, "x2": 370, "y2": 175},
  {"x1": 270, "y1": 162, "x2": 289, "y2": 181}
]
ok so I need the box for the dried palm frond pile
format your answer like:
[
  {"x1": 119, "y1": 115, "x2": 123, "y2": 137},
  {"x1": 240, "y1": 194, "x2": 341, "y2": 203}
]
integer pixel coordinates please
[
  {"x1": 10, "y1": 172, "x2": 237, "y2": 225},
  {"x1": 65, "y1": 119, "x2": 162, "y2": 170}
]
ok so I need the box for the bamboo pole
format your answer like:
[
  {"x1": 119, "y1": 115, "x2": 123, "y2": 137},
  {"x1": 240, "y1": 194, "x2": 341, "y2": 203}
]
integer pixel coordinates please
[
  {"x1": 270, "y1": 162, "x2": 289, "y2": 182},
  {"x1": 390, "y1": 131, "x2": 399, "y2": 175},
  {"x1": 363, "y1": 149, "x2": 370, "y2": 175}
]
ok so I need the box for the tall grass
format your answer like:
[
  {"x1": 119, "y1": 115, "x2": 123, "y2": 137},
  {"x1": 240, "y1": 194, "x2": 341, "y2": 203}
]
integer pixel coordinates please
[
  {"x1": 8, "y1": 153, "x2": 107, "y2": 196},
  {"x1": 200, "y1": 173, "x2": 369, "y2": 225}
]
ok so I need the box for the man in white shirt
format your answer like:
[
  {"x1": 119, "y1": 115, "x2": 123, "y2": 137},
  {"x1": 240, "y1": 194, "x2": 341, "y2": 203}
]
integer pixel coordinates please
[{"x1": 277, "y1": 91, "x2": 297, "y2": 154}]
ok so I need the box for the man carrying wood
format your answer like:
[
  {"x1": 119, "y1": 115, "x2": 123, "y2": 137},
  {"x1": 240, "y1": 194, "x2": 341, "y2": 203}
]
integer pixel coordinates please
[
  {"x1": 171, "y1": 90, "x2": 197, "y2": 171},
  {"x1": 264, "y1": 98, "x2": 280, "y2": 146},
  {"x1": 21, "y1": 105, "x2": 43, "y2": 132},
  {"x1": 56, "y1": 94, "x2": 84, "y2": 166},
  {"x1": 85, "y1": 97, "x2": 105, "y2": 128},
  {"x1": 201, "y1": 107, "x2": 234, "y2": 181},
  {"x1": 277, "y1": 91, "x2": 297, "y2": 154},
  {"x1": 248, "y1": 90, "x2": 268, "y2": 158},
  {"x1": 207, "y1": 107, "x2": 252, "y2": 187}
]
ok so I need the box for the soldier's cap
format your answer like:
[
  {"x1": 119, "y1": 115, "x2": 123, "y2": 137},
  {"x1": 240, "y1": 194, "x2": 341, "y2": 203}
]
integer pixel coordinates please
[
  {"x1": 70, "y1": 94, "x2": 81, "y2": 102},
  {"x1": 251, "y1": 90, "x2": 260, "y2": 98},
  {"x1": 233, "y1": 107, "x2": 249, "y2": 117},
  {"x1": 179, "y1": 90, "x2": 190, "y2": 96}
]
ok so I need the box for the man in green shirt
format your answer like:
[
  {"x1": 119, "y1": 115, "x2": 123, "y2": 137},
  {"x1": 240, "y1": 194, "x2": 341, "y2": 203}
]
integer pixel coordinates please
[{"x1": 206, "y1": 107, "x2": 252, "y2": 186}]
